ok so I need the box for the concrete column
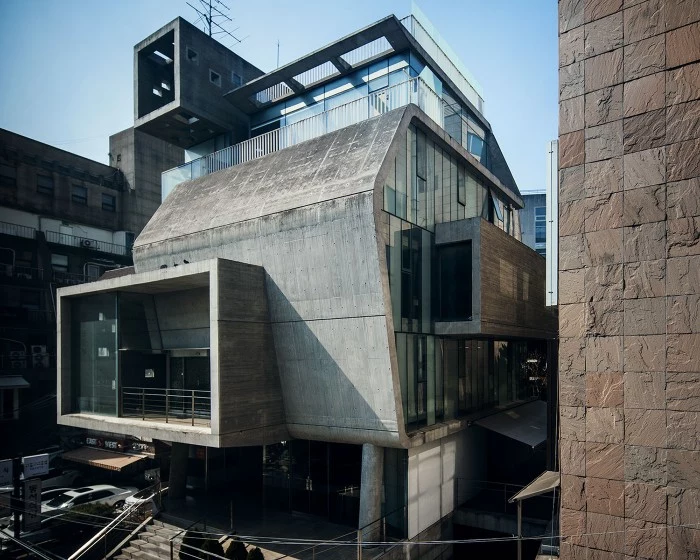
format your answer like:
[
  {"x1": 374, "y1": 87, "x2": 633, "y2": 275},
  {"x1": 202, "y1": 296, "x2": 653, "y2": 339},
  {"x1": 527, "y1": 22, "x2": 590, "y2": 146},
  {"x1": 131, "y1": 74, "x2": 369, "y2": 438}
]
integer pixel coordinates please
[
  {"x1": 358, "y1": 443, "x2": 384, "y2": 540},
  {"x1": 168, "y1": 442, "x2": 189, "y2": 500}
]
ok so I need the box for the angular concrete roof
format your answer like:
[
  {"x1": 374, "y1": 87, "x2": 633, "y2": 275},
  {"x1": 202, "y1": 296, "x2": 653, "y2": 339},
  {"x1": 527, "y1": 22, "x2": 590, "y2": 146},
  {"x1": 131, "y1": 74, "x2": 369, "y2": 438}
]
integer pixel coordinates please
[{"x1": 135, "y1": 108, "x2": 407, "y2": 249}]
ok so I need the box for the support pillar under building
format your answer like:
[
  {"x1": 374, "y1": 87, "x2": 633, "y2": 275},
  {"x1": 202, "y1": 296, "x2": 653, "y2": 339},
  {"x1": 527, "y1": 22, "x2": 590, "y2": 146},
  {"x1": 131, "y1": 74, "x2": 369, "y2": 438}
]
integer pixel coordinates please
[
  {"x1": 168, "y1": 442, "x2": 189, "y2": 500},
  {"x1": 358, "y1": 443, "x2": 384, "y2": 540}
]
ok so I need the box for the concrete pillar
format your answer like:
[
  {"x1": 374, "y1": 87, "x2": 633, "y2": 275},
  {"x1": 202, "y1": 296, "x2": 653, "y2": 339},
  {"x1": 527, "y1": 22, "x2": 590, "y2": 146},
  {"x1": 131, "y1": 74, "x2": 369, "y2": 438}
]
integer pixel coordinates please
[
  {"x1": 168, "y1": 442, "x2": 189, "y2": 500},
  {"x1": 358, "y1": 443, "x2": 384, "y2": 540}
]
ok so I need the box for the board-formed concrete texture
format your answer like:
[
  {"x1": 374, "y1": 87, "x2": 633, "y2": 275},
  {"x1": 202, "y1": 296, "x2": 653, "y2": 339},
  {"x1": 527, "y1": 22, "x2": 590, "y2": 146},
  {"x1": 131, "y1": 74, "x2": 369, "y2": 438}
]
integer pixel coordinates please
[{"x1": 558, "y1": 1, "x2": 700, "y2": 558}]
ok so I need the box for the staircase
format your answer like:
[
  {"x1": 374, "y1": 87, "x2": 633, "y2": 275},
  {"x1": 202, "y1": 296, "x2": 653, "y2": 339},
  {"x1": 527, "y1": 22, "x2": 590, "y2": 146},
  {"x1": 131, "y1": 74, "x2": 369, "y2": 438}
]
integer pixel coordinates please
[{"x1": 113, "y1": 520, "x2": 182, "y2": 560}]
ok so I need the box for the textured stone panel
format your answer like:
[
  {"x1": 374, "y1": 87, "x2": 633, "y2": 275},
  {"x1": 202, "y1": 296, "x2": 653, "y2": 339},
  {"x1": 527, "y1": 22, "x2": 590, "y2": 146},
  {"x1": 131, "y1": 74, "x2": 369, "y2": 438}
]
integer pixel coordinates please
[
  {"x1": 586, "y1": 442, "x2": 624, "y2": 479},
  {"x1": 667, "y1": 61, "x2": 700, "y2": 105},
  {"x1": 667, "y1": 216, "x2": 700, "y2": 257},
  {"x1": 585, "y1": 49, "x2": 623, "y2": 92},
  {"x1": 623, "y1": 334, "x2": 665, "y2": 372},
  {"x1": 624, "y1": 222, "x2": 666, "y2": 262},
  {"x1": 622, "y1": 184, "x2": 665, "y2": 226},
  {"x1": 561, "y1": 303, "x2": 588, "y2": 337},
  {"x1": 623, "y1": 297, "x2": 666, "y2": 335},
  {"x1": 667, "y1": 255, "x2": 700, "y2": 295},
  {"x1": 624, "y1": 519, "x2": 667, "y2": 560},
  {"x1": 623, "y1": 73, "x2": 665, "y2": 117},
  {"x1": 562, "y1": 474, "x2": 586, "y2": 511},
  {"x1": 624, "y1": 445, "x2": 667, "y2": 484},
  {"x1": 667, "y1": 410, "x2": 700, "y2": 450},
  {"x1": 562, "y1": 368, "x2": 586, "y2": 406},
  {"x1": 586, "y1": 511, "x2": 625, "y2": 552},
  {"x1": 623, "y1": 260, "x2": 665, "y2": 299},
  {"x1": 667, "y1": 371, "x2": 700, "y2": 411},
  {"x1": 585, "y1": 0, "x2": 623, "y2": 22},
  {"x1": 561, "y1": 0, "x2": 586, "y2": 32},
  {"x1": 561, "y1": 26, "x2": 585, "y2": 67},
  {"x1": 585, "y1": 228, "x2": 623, "y2": 265},
  {"x1": 624, "y1": 482, "x2": 666, "y2": 523},
  {"x1": 586, "y1": 299, "x2": 623, "y2": 335},
  {"x1": 667, "y1": 333, "x2": 700, "y2": 371},
  {"x1": 560, "y1": 198, "x2": 587, "y2": 236},
  {"x1": 665, "y1": 0, "x2": 700, "y2": 30},
  {"x1": 560, "y1": 130, "x2": 586, "y2": 168},
  {"x1": 559, "y1": 543, "x2": 588, "y2": 560},
  {"x1": 561, "y1": 438, "x2": 587, "y2": 476},
  {"x1": 561, "y1": 336, "x2": 587, "y2": 371},
  {"x1": 586, "y1": 406, "x2": 624, "y2": 443},
  {"x1": 585, "y1": 85, "x2": 623, "y2": 126},
  {"x1": 667, "y1": 99, "x2": 700, "y2": 144},
  {"x1": 560, "y1": 268, "x2": 586, "y2": 304},
  {"x1": 667, "y1": 178, "x2": 700, "y2": 219},
  {"x1": 586, "y1": 336, "x2": 623, "y2": 372},
  {"x1": 585, "y1": 157, "x2": 623, "y2": 196},
  {"x1": 585, "y1": 192, "x2": 623, "y2": 231},
  {"x1": 562, "y1": 507, "x2": 587, "y2": 545},
  {"x1": 668, "y1": 138, "x2": 700, "y2": 182},
  {"x1": 623, "y1": 371, "x2": 665, "y2": 409},
  {"x1": 561, "y1": 406, "x2": 587, "y2": 441},
  {"x1": 586, "y1": 263, "x2": 623, "y2": 301},
  {"x1": 585, "y1": 120, "x2": 623, "y2": 162},
  {"x1": 561, "y1": 164, "x2": 586, "y2": 202},
  {"x1": 624, "y1": 408, "x2": 666, "y2": 447},
  {"x1": 667, "y1": 486, "x2": 700, "y2": 560},
  {"x1": 667, "y1": 449, "x2": 700, "y2": 487},
  {"x1": 667, "y1": 294, "x2": 700, "y2": 333},
  {"x1": 623, "y1": 35, "x2": 665, "y2": 81},
  {"x1": 623, "y1": 108, "x2": 666, "y2": 153},
  {"x1": 584, "y1": 12, "x2": 623, "y2": 57},
  {"x1": 560, "y1": 95, "x2": 586, "y2": 134},
  {"x1": 561, "y1": 234, "x2": 587, "y2": 270},
  {"x1": 586, "y1": 477, "x2": 624, "y2": 515},
  {"x1": 561, "y1": 62, "x2": 585, "y2": 101},
  {"x1": 586, "y1": 372, "x2": 624, "y2": 406},
  {"x1": 623, "y1": 0, "x2": 665, "y2": 43},
  {"x1": 623, "y1": 147, "x2": 666, "y2": 190},
  {"x1": 666, "y1": 21, "x2": 700, "y2": 68}
]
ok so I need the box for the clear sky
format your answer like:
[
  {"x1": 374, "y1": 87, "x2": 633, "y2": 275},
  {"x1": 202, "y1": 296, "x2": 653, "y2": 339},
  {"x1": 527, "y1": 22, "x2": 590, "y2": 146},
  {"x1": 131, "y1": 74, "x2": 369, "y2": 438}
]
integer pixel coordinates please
[{"x1": 0, "y1": 0, "x2": 557, "y2": 192}]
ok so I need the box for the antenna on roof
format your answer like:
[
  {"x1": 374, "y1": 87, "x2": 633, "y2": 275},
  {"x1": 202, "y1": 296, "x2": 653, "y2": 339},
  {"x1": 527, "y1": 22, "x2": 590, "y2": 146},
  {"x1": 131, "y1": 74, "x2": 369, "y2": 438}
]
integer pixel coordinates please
[{"x1": 186, "y1": 0, "x2": 244, "y2": 46}]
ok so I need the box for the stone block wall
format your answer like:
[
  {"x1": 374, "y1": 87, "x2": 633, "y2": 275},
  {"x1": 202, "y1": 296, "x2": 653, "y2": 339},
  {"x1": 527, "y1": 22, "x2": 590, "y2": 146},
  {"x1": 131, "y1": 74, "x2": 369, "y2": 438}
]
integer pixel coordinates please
[{"x1": 558, "y1": 0, "x2": 700, "y2": 558}]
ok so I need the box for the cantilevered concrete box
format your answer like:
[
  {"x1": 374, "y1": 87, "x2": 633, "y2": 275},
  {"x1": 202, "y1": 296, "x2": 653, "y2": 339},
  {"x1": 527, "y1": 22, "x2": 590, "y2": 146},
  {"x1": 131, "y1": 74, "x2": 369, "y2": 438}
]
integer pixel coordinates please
[{"x1": 56, "y1": 258, "x2": 287, "y2": 447}]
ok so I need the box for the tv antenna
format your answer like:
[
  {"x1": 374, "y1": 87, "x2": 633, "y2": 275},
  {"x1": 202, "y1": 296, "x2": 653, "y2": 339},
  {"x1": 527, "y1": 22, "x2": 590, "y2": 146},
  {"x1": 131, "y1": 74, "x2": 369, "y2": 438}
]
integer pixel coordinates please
[{"x1": 187, "y1": 0, "x2": 244, "y2": 46}]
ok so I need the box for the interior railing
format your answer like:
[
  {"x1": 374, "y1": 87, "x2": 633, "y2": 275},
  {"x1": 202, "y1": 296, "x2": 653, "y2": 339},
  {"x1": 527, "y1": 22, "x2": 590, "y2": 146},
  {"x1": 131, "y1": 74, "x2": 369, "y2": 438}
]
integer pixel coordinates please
[{"x1": 121, "y1": 386, "x2": 211, "y2": 427}]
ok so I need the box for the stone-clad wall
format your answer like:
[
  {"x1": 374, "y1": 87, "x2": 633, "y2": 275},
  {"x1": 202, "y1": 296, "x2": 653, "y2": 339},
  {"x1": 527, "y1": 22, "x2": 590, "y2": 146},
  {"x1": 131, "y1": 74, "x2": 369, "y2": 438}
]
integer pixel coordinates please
[{"x1": 558, "y1": 0, "x2": 700, "y2": 558}]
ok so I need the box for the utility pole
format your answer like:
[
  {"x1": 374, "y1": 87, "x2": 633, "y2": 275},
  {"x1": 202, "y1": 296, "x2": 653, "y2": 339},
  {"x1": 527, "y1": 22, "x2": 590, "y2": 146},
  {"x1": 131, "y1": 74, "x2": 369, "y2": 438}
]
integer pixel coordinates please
[
  {"x1": 12, "y1": 456, "x2": 21, "y2": 539},
  {"x1": 186, "y1": 0, "x2": 244, "y2": 46}
]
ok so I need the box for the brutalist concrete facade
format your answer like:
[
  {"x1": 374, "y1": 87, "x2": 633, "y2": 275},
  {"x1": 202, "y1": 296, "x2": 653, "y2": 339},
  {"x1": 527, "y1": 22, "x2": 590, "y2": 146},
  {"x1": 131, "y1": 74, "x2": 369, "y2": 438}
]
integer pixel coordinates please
[{"x1": 558, "y1": 1, "x2": 700, "y2": 558}]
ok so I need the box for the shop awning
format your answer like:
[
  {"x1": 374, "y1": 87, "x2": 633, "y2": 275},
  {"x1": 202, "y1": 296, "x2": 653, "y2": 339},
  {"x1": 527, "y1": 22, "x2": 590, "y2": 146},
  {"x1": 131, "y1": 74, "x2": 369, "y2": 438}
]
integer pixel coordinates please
[
  {"x1": 62, "y1": 447, "x2": 147, "y2": 472},
  {"x1": 509, "y1": 470, "x2": 560, "y2": 503},
  {"x1": 474, "y1": 400, "x2": 547, "y2": 448},
  {"x1": 0, "y1": 376, "x2": 30, "y2": 389}
]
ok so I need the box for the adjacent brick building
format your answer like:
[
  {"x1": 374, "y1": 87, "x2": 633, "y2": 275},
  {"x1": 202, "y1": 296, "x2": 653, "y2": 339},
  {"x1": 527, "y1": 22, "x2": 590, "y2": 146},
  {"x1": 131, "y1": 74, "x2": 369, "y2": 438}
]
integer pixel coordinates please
[{"x1": 558, "y1": 0, "x2": 700, "y2": 558}]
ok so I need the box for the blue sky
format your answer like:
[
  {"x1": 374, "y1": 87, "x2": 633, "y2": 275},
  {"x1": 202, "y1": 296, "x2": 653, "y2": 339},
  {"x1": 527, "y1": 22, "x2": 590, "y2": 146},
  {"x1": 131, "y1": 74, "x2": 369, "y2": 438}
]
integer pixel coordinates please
[{"x1": 0, "y1": 0, "x2": 557, "y2": 191}]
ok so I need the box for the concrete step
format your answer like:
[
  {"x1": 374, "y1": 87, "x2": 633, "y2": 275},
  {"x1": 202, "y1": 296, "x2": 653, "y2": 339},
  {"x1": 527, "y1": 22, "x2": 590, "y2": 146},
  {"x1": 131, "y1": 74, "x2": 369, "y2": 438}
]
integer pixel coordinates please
[{"x1": 118, "y1": 545, "x2": 164, "y2": 560}]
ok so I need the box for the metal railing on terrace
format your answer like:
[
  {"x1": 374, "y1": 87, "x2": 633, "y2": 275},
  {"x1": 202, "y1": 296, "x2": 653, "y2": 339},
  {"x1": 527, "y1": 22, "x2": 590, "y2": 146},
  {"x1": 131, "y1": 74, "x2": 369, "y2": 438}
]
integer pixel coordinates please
[
  {"x1": 45, "y1": 230, "x2": 130, "y2": 257},
  {"x1": 162, "y1": 77, "x2": 443, "y2": 199},
  {"x1": 0, "y1": 221, "x2": 36, "y2": 240},
  {"x1": 121, "y1": 386, "x2": 212, "y2": 427}
]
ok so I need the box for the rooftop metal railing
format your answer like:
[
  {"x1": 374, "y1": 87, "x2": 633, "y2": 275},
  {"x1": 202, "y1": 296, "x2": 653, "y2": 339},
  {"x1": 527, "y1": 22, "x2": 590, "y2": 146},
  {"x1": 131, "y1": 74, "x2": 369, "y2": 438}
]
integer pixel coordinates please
[
  {"x1": 121, "y1": 386, "x2": 212, "y2": 427},
  {"x1": 44, "y1": 230, "x2": 130, "y2": 257},
  {"x1": 0, "y1": 221, "x2": 36, "y2": 240},
  {"x1": 162, "y1": 77, "x2": 443, "y2": 199}
]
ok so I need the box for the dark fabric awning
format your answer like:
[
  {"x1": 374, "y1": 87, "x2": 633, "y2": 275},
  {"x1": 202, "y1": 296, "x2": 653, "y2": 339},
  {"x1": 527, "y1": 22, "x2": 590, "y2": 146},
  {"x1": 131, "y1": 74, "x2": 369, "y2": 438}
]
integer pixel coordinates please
[
  {"x1": 62, "y1": 447, "x2": 146, "y2": 472},
  {"x1": 474, "y1": 400, "x2": 547, "y2": 448}
]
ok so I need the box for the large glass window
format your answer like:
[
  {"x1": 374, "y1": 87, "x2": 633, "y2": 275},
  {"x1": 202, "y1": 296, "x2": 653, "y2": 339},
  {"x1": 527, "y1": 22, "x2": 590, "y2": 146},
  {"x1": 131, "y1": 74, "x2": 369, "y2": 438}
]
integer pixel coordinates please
[
  {"x1": 437, "y1": 242, "x2": 472, "y2": 321},
  {"x1": 535, "y1": 207, "x2": 546, "y2": 244}
]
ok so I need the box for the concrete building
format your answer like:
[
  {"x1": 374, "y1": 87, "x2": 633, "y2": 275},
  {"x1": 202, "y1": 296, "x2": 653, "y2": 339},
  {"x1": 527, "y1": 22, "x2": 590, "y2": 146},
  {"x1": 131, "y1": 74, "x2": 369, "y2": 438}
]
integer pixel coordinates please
[
  {"x1": 558, "y1": 1, "x2": 700, "y2": 558},
  {"x1": 56, "y1": 7, "x2": 557, "y2": 550}
]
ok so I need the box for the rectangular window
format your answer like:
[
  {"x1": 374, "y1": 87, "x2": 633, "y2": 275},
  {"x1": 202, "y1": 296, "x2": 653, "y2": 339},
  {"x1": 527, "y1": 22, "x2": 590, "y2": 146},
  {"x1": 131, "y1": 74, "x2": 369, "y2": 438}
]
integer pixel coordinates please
[
  {"x1": 51, "y1": 254, "x2": 68, "y2": 273},
  {"x1": 535, "y1": 206, "x2": 546, "y2": 244},
  {"x1": 72, "y1": 185, "x2": 88, "y2": 205},
  {"x1": 186, "y1": 47, "x2": 198, "y2": 63},
  {"x1": 102, "y1": 193, "x2": 116, "y2": 212},
  {"x1": 0, "y1": 163, "x2": 17, "y2": 187},
  {"x1": 231, "y1": 72, "x2": 242, "y2": 87},
  {"x1": 209, "y1": 69, "x2": 221, "y2": 87},
  {"x1": 37, "y1": 174, "x2": 54, "y2": 196},
  {"x1": 438, "y1": 242, "x2": 472, "y2": 321}
]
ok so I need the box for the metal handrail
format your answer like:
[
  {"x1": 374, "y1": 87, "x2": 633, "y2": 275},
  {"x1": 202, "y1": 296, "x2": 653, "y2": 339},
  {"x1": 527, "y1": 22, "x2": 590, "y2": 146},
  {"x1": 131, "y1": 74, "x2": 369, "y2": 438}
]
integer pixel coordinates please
[
  {"x1": 121, "y1": 387, "x2": 212, "y2": 426},
  {"x1": 44, "y1": 229, "x2": 130, "y2": 257},
  {"x1": 0, "y1": 265, "x2": 44, "y2": 281},
  {"x1": 0, "y1": 221, "x2": 36, "y2": 240}
]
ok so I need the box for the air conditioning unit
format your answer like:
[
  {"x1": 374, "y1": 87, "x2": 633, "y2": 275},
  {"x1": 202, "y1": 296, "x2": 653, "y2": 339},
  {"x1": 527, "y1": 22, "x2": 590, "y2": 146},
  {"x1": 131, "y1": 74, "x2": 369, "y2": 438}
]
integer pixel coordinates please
[
  {"x1": 79, "y1": 239, "x2": 93, "y2": 248},
  {"x1": 31, "y1": 345, "x2": 47, "y2": 355},
  {"x1": 32, "y1": 353, "x2": 49, "y2": 368}
]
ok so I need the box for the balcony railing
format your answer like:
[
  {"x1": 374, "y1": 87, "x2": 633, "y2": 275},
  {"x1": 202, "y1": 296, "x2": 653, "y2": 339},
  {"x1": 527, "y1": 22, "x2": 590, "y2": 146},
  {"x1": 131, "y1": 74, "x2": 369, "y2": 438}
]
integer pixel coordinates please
[
  {"x1": 1, "y1": 264, "x2": 44, "y2": 281},
  {"x1": 0, "y1": 221, "x2": 36, "y2": 240},
  {"x1": 162, "y1": 77, "x2": 443, "y2": 199},
  {"x1": 121, "y1": 386, "x2": 211, "y2": 427},
  {"x1": 45, "y1": 230, "x2": 130, "y2": 257}
]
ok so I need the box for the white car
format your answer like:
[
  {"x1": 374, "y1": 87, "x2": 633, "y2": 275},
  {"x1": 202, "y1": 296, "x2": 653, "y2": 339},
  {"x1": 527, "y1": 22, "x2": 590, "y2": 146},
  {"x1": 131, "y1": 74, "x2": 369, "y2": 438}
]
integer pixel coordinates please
[
  {"x1": 41, "y1": 487, "x2": 72, "y2": 505},
  {"x1": 42, "y1": 485, "x2": 137, "y2": 517}
]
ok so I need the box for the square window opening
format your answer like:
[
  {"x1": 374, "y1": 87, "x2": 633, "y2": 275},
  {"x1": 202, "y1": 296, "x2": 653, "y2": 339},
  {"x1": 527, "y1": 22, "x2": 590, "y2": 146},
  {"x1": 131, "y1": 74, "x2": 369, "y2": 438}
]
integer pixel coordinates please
[
  {"x1": 186, "y1": 47, "x2": 198, "y2": 63},
  {"x1": 209, "y1": 69, "x2": 221, "y2": 87},
  {"x1": 72, "y1": 184, "x2": 88, "y2": 205},
  {"x1": 102, "y1": 193, "x2": 116, "y2": 212},
  {"x1": 37, "y1": 174, "x2": 54, "y2": 196}
]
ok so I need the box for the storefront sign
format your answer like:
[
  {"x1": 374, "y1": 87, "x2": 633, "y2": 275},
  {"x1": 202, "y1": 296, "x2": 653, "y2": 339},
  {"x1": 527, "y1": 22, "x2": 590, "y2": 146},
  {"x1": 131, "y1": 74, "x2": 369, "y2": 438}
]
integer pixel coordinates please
[
  {"x1": 23, "y1": 479, "x2": 42, "y2": 532},
  {"x1": 0, "y1": 460, "x2": 12, "y2": 486},
  {"x1": 22, "y1": 454, "x2": 49, "y2": 478}
]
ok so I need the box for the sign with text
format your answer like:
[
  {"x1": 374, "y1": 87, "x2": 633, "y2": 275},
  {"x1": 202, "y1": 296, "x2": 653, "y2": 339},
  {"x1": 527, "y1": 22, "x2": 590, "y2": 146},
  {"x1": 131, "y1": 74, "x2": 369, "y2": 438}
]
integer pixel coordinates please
[
  {"x1": 23, "y1": 479, "x2": 41, "y2": 532},
  {"x1": 22, "y1": 454, "x2": 49, "y2": 478},
  {"x1": 0, "y1": 460, "x2": 12, "y2": 486}
]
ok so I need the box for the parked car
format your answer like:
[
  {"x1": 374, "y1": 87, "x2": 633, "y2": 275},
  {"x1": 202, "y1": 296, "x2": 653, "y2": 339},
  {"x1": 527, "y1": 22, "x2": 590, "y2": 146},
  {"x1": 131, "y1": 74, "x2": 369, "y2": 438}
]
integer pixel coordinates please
[
  {"x1": 40, "y1": 487, "x2": 72, "y2": 505},
  {"x1": 42, "y1": 485, "x2": 137, "y2": 517}
]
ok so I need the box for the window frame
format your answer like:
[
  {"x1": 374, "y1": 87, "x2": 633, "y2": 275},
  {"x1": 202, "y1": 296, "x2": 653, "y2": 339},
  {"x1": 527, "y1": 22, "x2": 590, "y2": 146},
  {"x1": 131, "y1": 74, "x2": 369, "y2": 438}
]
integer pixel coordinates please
[
  {"x1": 71, "y1": 184, "x2": 88, "y2": 205},
  {"x1": 101, "y1": 193, "x2": 116, "y2": 212},
  {"x1": 37, "y1": 174, "x2": 54, "y2": 196}
]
